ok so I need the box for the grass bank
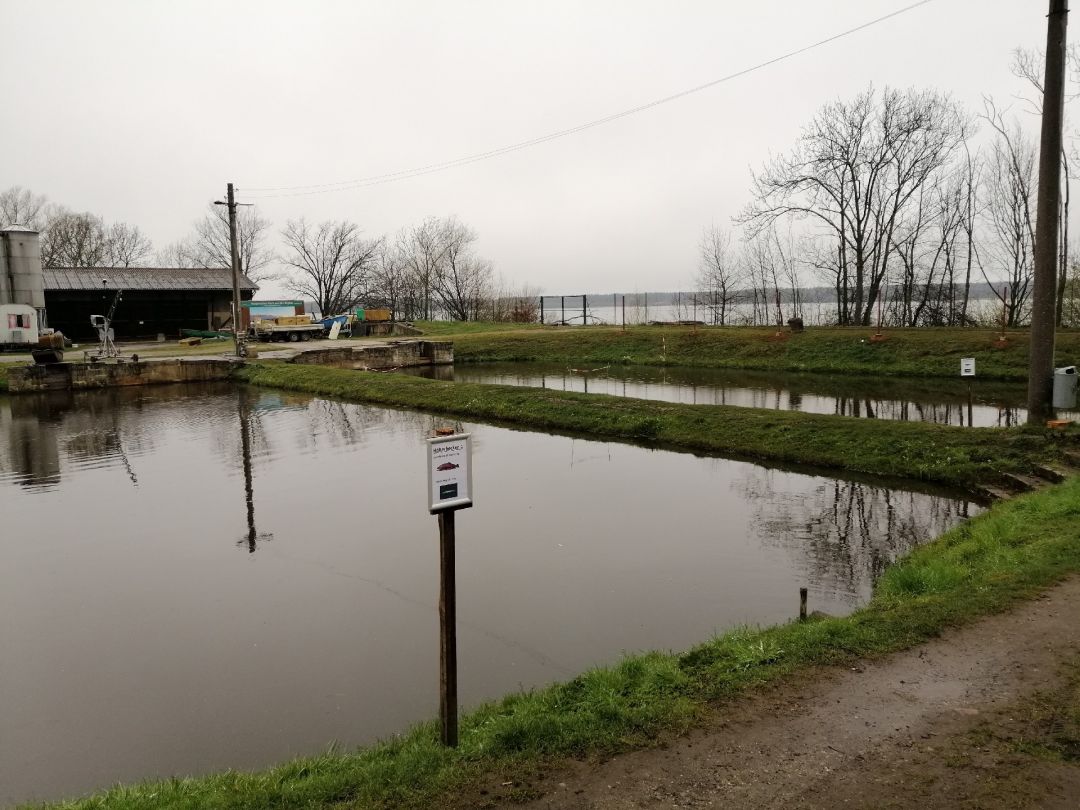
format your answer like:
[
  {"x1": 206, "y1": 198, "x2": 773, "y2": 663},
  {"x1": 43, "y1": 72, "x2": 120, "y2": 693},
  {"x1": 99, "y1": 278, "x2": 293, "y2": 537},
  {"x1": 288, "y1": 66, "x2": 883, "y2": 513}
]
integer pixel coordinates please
[
  {"x1": 442, "y1": 325, "x2": 1080, "y2": 381},
  {"x1": 39, "y1": 473, "x2": 1080, "y2": 810},
  {"x1": 234, "y1": 362, "x2": 1076, "y2": 490}
]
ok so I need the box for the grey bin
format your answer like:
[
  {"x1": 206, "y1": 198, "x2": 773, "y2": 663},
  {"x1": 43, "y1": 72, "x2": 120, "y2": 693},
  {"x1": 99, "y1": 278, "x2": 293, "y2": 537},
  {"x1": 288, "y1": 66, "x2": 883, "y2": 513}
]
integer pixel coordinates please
[{"x1": 1053, "y1": 365, "x2": 1078, "y2": 409}]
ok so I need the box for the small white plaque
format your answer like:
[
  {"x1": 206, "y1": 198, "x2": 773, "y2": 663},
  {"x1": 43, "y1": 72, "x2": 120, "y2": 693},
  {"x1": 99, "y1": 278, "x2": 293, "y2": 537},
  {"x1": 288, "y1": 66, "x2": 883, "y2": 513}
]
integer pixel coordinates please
[
  {"x1": 960, "y1": 357, "x2": 976, "y2": 377},
  {"x1": 427, "y1": 433, "x2": 473, "y2": 513}
]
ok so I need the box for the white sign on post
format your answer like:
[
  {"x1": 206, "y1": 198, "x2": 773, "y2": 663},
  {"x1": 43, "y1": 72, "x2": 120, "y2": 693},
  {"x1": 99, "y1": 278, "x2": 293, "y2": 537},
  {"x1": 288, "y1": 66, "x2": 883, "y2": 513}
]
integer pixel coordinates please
[
  {"x1": 427, "y1": 433, "x2": 473, "y2": 513},
  {"x1": 960, "y1": 357, "x2": 976, "y2": 377}
]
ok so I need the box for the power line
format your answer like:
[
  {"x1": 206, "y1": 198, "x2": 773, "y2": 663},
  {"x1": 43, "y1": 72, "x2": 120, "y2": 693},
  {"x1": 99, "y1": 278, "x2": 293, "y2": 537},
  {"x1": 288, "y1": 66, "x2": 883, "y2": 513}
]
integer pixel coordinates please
[{"x1": 243, "y1": 0, "x2": 936, "y2": 199}]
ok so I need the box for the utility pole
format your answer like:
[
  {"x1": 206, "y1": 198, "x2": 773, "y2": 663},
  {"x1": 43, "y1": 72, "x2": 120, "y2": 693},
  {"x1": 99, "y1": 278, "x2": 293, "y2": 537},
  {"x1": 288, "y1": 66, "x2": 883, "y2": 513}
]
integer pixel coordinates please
[
  {"x1": 215, "y1": 182, "x2": 251, "y2": 358},
  {"x1": 1028, "y1": 0, "x2": 1069, "y2": 424}
]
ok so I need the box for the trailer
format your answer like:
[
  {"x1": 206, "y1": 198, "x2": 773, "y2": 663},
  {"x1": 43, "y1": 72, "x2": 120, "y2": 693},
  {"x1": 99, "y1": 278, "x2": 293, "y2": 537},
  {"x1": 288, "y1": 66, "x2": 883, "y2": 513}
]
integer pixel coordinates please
[
  {"x1": 1, "y1": 303, "x2": 40, "y2": 351},
  {"x1": 249, "y1": 314, "x2": 324, "y2": 343}
]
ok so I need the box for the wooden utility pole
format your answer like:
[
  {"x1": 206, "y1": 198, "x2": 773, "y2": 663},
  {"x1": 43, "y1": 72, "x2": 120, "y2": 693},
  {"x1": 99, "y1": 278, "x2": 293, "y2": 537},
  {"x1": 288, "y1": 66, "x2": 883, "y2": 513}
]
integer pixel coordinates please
[
  {"x1": 1028, "y1": 0, "x2": 1069, "y2": 424},
  {"x1": 216, "y1": 182, "x2": 248, "y2": 358}
]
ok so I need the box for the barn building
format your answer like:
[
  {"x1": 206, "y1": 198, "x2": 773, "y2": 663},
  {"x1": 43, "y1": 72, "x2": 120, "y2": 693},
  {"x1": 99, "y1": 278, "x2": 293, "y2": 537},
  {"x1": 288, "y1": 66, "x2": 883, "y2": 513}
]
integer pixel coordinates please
[{"x1": 44, "y1": 267, "x2": 258, "y2": 341}]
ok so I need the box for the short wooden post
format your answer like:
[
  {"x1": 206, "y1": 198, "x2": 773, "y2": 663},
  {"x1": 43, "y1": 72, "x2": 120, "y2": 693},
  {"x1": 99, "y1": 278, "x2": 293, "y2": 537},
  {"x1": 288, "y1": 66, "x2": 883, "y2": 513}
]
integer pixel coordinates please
[
  {"x1": 621, "y1": 295, "x2": 626, "y2": 331},
  {"x1": 540, "y1": 296, "x2": 544, "y2": 325},
  {"x1": 438, "y1": 510, "x2": 458, "y2": 747},
  {"x1": 561, "y1": 295, "x2": 565, "y2": 325},
  {"x1": 799, "y1": 587, "x2": 808, "y2": 621}
]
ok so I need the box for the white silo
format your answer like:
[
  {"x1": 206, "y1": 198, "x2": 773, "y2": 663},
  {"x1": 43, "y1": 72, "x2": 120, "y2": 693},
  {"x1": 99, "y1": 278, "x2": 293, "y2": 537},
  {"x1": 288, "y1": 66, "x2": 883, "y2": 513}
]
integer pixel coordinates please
[{"x1": 0, "y1": 226, "x2": 46, "y2": 329}]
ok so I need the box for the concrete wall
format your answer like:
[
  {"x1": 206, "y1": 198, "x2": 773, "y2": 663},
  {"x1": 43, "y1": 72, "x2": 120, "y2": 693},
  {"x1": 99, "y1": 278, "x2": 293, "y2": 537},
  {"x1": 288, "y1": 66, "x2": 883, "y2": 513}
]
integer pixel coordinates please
[
  {"x1": 287, "y1": 340, "x2": 452, "y2": 370},
  {"x1": 7, "y1": 358, "x2": 235, "y2": 392}
]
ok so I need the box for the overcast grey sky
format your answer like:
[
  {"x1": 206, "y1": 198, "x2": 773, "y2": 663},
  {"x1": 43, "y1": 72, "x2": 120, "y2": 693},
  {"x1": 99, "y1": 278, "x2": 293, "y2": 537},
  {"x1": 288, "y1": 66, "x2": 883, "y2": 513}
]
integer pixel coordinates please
[{"x1": 1, "y1": 0, "x2": 1050, "y2": 297}]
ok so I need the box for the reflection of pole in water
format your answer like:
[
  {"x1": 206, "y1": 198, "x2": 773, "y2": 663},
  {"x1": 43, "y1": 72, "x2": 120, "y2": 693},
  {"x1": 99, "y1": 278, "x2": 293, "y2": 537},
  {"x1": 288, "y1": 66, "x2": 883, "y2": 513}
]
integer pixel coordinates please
[{"x1": 237, "y1": 388, "x2": 272, "y2": 553}]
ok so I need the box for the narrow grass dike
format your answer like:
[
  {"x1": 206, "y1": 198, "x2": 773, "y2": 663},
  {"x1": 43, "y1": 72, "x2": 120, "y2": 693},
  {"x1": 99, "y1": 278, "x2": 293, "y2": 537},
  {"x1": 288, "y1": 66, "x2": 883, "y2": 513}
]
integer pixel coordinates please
[
  {"x1": 234, "y1": 361, "x2": 1078, "y2": 491},
  {"x1": 440, "y1": 324, "x2": 1080, "y2": 381}
]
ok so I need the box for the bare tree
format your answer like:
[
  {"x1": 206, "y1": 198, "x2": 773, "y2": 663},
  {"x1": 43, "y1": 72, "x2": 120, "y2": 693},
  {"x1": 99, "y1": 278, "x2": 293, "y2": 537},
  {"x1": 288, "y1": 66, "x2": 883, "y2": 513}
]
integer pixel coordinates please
[
  {"x1": 187, "y1": 203, "x2": 276, "y2": 282},
  {"x1": 742, "y1": 86, "x2": 966, "y2": 325},
  {"x1": 1063, "y1": 249, "x2": 1080, "y2": 326},
  {"x1": 980, "y1": 101, "x2": 1037, "y2": 326},
  {"x1": 281, "y1": 218, "x2": 381, "y2": 316},
  {"x1": 104, "y1": 222, "x2": 152, "y2": 267},
  {"x1": 501, "y1": 282, "x2": 543, "y2": 322},
  {"x1": 436, "y1": 218, "x2": 493, "y2": 320},
  {"x1": 153, "y1": 239, "x2": 200, "y2": 269},
  {"x1": 695, "y1": 225, "x2": 743, "y2": 325},
  {"x1": 1012, "y1": 46, "x2": 1077, "y2": 326},
  {"x1": 0, "y1": 186, "x2": 48, "y2": 229},
  {"x1": 366, "y1": 241, "x2": 410, "y2": 318},
  {"x1": 398, "y1": 217, "x2": 452, "y2": 320},
  {"x1": 39, "y1": 208, "x2": 154, "y2": 269},
  {"x1": 40, "y1": 210, "x2": 111, "y2": 267}
]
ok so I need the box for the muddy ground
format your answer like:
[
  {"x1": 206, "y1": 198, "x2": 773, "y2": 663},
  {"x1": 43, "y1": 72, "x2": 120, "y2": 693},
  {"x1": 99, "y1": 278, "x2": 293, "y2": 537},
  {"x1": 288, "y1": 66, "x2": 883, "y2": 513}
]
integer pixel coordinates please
[{"x1": 473, "y1": 578, "x2": 1080, "y2": 809}]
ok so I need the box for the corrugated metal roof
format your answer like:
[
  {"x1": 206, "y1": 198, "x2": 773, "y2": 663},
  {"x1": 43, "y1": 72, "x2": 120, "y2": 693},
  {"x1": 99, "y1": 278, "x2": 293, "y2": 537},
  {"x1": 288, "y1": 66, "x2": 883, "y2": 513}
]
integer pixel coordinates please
[{"x1": 44, "y1": 267, "x2": 258, "y2": 292}]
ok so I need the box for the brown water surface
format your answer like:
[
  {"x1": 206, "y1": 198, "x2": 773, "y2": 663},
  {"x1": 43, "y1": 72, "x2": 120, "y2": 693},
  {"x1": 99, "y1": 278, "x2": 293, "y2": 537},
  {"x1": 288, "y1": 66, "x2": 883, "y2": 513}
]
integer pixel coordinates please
[{"x1": 0, "y1": 384, "x2": 980, "y2": 806}]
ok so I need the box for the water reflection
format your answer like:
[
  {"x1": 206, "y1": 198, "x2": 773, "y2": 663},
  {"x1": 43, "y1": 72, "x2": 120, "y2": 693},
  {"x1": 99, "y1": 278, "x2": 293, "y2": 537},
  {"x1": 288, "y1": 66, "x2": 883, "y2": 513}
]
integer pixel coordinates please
[
  {"x1": 0, "y1": 384, "x2": 981, "y2": 806},
  {"x1": 740, "y1": 469, "x2": 973, "y2": 604},
  {"x1": 237, "y1": 387, "x2": 273, "y2": 553},
  {"x1": 410, "y1": 363, "x2": 1073, "y2": 427}
]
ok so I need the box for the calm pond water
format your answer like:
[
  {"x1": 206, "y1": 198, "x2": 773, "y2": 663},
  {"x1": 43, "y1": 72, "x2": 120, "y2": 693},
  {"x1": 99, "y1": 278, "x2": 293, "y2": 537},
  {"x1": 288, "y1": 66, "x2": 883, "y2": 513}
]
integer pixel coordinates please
[
  {"x1": 406, "y1": 362, "x2": 1080, "y2": 427},
  {"x1": 0, "y1": 385, "x2": 980, "y2": 806}
]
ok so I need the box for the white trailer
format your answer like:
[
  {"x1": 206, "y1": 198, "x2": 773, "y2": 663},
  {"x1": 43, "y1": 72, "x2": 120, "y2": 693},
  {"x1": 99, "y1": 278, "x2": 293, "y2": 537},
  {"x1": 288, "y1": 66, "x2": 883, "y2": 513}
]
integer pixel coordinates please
[{"x1": 1, "y1": 303, "x2": 40, "y2": 348}]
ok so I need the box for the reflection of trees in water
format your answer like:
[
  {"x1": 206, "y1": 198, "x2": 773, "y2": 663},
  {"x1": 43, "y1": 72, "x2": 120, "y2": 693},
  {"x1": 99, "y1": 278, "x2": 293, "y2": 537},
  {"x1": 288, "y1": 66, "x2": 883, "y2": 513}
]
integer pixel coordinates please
[
  {"x1": 735, "y1": 467, "x2": 974, "y2": 606},
  {"x1": 209, "y1": 388, "x2": 439, "y2": 479},
  {"x1": 832, "y1": 396, "x2": 1021, "y2": 427},
  {"x1": 2, "y1": 383, "x2": 441, "y2": 495},
  {"x1": 1, "y1": 389, "x2": 163, "y2": 489}
]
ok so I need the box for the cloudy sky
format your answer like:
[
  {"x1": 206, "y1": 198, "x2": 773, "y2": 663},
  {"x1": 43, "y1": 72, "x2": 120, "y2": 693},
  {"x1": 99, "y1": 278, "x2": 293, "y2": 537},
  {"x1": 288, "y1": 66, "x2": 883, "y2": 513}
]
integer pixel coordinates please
[{"x1": 2, "y1": 1, "x2": 1051, "y2": 297}]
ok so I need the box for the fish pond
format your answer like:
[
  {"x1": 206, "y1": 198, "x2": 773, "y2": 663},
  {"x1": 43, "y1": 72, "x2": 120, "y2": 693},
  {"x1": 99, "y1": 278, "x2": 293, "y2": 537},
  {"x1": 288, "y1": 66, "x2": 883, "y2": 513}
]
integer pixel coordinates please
[
  {"x1": 405, "y1": 362, "x2": 1079, "y2": 427},
  {"x1": 0, "y1": 384, "x2": 980, "y2": 805}
]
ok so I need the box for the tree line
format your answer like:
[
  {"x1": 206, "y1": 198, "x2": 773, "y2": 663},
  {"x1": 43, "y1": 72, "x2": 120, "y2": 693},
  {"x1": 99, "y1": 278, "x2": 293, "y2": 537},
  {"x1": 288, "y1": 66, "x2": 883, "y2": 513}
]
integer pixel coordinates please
[
  {"x1": 695, "y1": 47, "x2": 1080, "y2": 330},
  {"x1": 0, "y1": 186, "x2": 537, "y2": 322}
]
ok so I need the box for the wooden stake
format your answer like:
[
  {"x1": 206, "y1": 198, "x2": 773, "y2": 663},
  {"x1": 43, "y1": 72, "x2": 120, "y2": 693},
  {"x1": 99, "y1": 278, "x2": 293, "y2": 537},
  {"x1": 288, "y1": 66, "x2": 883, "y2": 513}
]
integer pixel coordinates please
[{"x1": 799, "y1": 587, "x2": 808, "y2": 621}]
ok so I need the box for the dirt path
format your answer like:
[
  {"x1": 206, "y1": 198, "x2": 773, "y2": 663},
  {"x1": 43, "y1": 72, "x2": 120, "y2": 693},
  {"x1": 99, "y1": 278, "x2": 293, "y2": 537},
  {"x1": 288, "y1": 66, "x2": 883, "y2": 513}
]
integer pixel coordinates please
[{"x1": 487, "y1": 578, "x2": 1080, "y2": 809}]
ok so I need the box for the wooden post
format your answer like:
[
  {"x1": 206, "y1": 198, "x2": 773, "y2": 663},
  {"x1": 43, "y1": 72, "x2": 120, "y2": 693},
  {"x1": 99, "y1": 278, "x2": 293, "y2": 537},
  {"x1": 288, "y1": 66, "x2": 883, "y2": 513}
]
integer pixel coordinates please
[
  {"x1": 622, "y1": 295, "x2": 626, "y2": 331},
  {"x1": 799, "y1": 587, "x2": 808, "y2": 621},
  {"x1": 613, "y1": 293, "x2": 617, "y2": 326},
  {"x1": 438, "y1": 509, "x2": 458, "y2": 747},
  {"x1": 583, "y1": 294, "x2": 588, "y2": 325},
  {"x1": 540, "y1": 296, "x2": 544, "y2": 325},
  {"x1": 561, "y1": 295, "x2": 565, "y2": 325}
]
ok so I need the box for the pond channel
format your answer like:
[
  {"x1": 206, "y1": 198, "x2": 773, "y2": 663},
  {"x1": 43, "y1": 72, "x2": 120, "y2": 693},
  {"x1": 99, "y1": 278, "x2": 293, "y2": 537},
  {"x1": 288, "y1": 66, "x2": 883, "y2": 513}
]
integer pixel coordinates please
[
  {"x1": 406, "y1": 362, "x2": 1080, "y2": 427},
  {"x1": 0, "y1": 384, "x2": 980, "y2": 805}
]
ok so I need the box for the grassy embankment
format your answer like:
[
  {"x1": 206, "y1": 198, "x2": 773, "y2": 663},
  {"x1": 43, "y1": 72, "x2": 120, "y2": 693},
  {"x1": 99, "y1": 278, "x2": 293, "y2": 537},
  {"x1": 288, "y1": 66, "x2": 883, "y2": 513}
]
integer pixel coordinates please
[
  {"x1": 234, "y1": 362, "x2": 1076, "y2": 490},
  {"x1": 436, "y1": 324, "x2": 1080, "y2": 380},
  {"x1": 39, "y1": 474, "x2": 1080, "y2": 810}
]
